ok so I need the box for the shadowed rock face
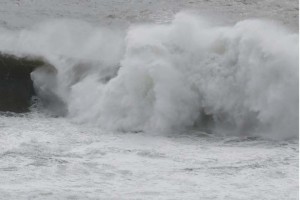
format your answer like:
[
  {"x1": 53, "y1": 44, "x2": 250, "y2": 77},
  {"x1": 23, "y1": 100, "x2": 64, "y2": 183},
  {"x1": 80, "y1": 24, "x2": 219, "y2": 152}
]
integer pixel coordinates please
[{"x1": 0, "y1": 54, "x2": 45, "y2": 112}]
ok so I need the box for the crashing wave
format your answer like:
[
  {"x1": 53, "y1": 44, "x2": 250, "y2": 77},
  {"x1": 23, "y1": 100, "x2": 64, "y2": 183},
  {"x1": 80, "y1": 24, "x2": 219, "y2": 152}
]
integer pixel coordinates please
[{"x1": 0, "y1": 13, "x2": 298, "y2": 139}]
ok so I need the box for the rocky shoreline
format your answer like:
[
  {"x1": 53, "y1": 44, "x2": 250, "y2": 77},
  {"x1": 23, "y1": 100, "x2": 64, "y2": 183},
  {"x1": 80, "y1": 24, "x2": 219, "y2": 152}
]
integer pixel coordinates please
[{"x1": 0, "y1": 54, "x2": 44, "y2": 112}]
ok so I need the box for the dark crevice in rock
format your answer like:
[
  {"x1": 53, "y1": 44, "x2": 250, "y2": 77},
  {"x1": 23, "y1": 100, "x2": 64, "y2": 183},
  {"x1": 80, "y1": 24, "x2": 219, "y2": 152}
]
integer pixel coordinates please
[{"x1": 0, "y1": 53, "x2": 45, "y2": 113}]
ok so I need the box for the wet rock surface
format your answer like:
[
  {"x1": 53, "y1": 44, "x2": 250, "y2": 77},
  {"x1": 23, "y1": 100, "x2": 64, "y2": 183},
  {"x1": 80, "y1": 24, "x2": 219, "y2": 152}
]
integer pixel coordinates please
[{"x1": 0, "y1": 54, "x2": 44, "y2": 112}]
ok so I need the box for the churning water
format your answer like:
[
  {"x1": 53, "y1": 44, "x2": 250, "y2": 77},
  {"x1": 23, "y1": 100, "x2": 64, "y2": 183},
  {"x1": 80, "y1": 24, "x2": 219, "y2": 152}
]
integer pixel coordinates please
[
  {"x1": 0, "y1": 12, "x2": 298, "y2": 139},
  {"x1": 0, "y1": 1, "x2": 299, "y2": 198}
]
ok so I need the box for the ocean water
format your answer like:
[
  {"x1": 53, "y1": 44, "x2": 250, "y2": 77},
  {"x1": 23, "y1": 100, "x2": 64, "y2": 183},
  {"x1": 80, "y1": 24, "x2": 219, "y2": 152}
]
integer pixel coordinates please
[
  {"x1": 0, "y1": 112, "x2": 298, "y2": 199},
  {"x1": 0, "y1": 0, "x2": 298, "y2": 199}
]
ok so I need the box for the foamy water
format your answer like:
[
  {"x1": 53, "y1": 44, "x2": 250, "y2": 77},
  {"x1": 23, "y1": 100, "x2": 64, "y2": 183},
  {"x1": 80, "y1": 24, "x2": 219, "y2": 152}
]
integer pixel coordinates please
[
  {"x1": 0, "y1": 2, "x2": 298, "y2": 199},
  {"x1": 0, "y1": 13, "x2": 298, "y2": 139},
  {"x1": 0, "y1": 113, "x2": 298, "y2": 199}
]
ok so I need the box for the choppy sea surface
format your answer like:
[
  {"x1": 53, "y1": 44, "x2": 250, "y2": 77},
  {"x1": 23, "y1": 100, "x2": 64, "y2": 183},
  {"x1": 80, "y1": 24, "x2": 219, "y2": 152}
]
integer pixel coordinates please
[
  {"x1": 0, "y1": 0, "x2": 298, "y2": 199},
  {"x1": 0, "y1": 113, "x2": 298, "y2": 199}
]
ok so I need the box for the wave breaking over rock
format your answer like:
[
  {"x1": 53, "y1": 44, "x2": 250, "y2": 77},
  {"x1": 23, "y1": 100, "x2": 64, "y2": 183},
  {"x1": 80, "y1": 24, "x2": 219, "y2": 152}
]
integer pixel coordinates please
[
  {"x1": 0, "y1": 54, "x2": 45, "y2": 112},
  {"x1": 0, "y1": 13, "x2": 298, "y2": 139}
]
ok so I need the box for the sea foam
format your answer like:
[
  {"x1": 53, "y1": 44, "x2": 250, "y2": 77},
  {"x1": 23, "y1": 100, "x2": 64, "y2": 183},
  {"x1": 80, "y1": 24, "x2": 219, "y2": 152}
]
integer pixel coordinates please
[{"x1": 0, "y1": 13, "x2": 298, "y2": 139}]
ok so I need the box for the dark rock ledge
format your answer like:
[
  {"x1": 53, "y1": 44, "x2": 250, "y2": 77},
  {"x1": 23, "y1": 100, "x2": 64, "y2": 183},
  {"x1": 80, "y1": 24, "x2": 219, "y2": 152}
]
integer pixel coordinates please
[{"x1": 0, "y1": 53, "x2": 45, "y2": 112}]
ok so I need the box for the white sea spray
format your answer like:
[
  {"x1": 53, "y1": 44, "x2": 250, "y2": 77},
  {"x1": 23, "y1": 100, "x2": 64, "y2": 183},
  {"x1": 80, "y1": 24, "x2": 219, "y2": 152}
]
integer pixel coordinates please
[{"x1": 0, "y1": 13, "x2": 298, "y2": 139}]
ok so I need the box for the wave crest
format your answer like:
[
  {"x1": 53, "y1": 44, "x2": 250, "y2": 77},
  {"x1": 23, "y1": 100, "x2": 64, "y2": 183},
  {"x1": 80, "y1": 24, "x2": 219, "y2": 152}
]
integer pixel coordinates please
[{"x1": 0, "y1": 13, "x2": 298, "y2": 139}]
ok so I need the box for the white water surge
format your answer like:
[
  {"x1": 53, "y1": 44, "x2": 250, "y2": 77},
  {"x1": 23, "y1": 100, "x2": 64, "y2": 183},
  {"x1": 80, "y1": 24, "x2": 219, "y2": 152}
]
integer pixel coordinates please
[{"x1": 0, "y1": 12, "x2": 298, "y2": 139}]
